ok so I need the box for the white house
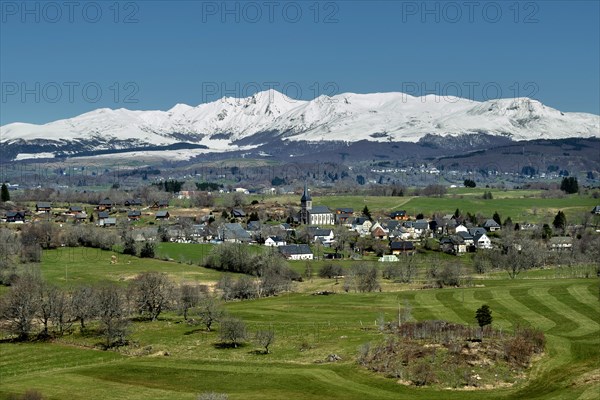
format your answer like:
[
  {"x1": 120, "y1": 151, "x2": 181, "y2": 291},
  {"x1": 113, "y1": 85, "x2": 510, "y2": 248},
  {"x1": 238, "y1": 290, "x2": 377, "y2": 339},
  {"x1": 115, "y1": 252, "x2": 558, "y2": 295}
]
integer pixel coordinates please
[
  {"x1": 474, "y1": 233, "x2": 492, "y2": 249},
  {"x1": 455, "y1": 224, "x2": 468, "y2": 233},
  {"x1": 352, "y1": 218, "x2": 373, "y2": 236},
  {"x1": 308, "y1": 227, "x2": 335, "y2": 244},
  {"x1": 264, "y1": 236, "x2": 287, "y2": 247},
  {"x1": 279, "y1": 244, "x2": 314, "y2": 260}
]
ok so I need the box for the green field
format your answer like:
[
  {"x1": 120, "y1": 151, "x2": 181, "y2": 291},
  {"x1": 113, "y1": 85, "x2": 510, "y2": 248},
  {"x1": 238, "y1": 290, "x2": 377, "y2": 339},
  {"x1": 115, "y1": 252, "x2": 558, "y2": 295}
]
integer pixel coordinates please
[
  {"x1": 1, "y1": 247, "x2": 598, "y2": 399},
  {"x1": 37, "y1": 247, "x2": 227, "y2": 287},
  {"x1": 258, "y1": 191, "x2": 598, "y2": 224}
]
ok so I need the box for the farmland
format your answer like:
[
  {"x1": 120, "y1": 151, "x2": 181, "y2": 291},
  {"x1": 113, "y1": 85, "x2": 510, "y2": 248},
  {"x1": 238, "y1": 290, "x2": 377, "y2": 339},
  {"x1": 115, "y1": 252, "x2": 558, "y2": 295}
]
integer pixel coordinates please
[
  {"x1": 257, "y1": 190, "x2": 598, "y2": 224},
  {"x1": 0, "y1": 247, "x2": 598, "y2": 399}
]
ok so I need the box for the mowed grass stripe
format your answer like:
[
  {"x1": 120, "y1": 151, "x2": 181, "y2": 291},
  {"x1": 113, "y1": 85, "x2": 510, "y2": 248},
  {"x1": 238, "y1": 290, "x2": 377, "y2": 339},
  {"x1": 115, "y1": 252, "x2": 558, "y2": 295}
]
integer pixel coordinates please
[
  {"x1": 0, "y1": 371, "x2": 194, "y2": 400},
  {"x1": 496, "y1": 287, "x2": 554, "y2": 330},
  {"x1": 510, "y1": 287, "x2": 575, "y2": 334},
  {"x1": 527, "y1": 287, "x2": 593, "y2": 337},
  {"x1": 0, "y1": 343, "x2": 123, "y2": 378},
  {"x1": 552, "y1": 285, "x2": 600, "y2": 325},
  {"x1": 568, "y1": 283, "x2": 600, "y2": 315},
  {"x1": 434, "y1": 290, "x2": 474, "y2": 324},
  {"x1": 414, "y1": 290, "x2": 464, "y2": 323},
  {"x1": 585, "y1": 281, "x2": 598, "y2": 301},
  {"x1": 474, "y1": 289, "x2": 531, "y2": 328},
  {"x1": 536, "y1": 287, "x2": 599, "y2": 337},
  {"x1": 74, "y1": 361, "x2": 404, "y2": 400}
]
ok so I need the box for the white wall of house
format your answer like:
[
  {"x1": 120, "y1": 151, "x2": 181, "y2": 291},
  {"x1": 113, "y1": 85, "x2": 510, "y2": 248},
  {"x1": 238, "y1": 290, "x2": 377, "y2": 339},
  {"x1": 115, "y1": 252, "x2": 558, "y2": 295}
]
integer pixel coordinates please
[
  {"x1": 288, "y1": 253, "x2": 314, "y2": 260},
  {"x1": 477, "y1": 234, "x2": 492, "y2": 249}
]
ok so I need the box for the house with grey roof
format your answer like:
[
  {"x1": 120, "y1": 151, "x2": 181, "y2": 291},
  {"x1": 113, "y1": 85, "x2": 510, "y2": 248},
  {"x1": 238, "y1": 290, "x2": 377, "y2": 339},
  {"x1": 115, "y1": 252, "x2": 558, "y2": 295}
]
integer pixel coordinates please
[
  {"x1": 155, "y1": 211, "x2": 170, "y2": 220},
  {"x1": 36, "y1": 202, "x2": 52, "y2": 213},
  {"x1": 483, "y1": 219, "x2": 501, "y2": 232},
  {"x1": 279, "y1": 244, "x2": 313, "y2": 260},
  {"x1": 220, "y1": 223, "x2": 252, "y2": 243}
]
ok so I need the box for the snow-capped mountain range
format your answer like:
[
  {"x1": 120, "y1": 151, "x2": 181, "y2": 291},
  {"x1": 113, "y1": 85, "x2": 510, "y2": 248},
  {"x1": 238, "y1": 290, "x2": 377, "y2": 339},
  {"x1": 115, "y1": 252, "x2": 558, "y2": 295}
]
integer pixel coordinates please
[{"x1": 1, "y1": 89, "x2": 598, "y2": 160}]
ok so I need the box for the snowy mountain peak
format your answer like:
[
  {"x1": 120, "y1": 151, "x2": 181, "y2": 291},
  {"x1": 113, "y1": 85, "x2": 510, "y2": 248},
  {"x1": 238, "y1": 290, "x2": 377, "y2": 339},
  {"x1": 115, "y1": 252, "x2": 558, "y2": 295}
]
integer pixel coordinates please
[{"x1": 1, "y1": 90, "x2": 598, "y2": 160}]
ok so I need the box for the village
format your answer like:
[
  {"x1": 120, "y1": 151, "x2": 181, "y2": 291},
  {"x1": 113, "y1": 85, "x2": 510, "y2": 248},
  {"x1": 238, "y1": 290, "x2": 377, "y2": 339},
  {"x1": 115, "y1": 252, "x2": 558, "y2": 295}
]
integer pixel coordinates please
[{"x1": 3, "y1": 183, "x2": 597, "y2": 264}]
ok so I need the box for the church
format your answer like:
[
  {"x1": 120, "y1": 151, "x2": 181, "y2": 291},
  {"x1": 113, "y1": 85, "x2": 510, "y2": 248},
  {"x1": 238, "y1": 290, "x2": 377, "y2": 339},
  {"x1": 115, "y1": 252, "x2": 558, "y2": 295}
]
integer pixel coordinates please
[{"x1": 300, "y1": 184, "x2": 334, "y2": 225}]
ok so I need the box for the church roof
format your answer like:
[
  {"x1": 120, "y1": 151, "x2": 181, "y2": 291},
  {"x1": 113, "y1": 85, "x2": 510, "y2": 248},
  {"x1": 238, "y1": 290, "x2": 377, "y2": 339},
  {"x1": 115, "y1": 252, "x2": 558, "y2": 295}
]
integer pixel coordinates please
[{"x1": 311, "y1": 205, "x2": 331, "y2": 214}]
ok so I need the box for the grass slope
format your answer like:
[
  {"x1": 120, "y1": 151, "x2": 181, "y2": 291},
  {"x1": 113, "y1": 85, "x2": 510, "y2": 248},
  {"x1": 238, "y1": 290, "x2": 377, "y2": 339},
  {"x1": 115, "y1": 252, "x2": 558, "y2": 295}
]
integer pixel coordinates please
[{"x1": 1, "y1": 267, "x2": 598, "y2": 399}]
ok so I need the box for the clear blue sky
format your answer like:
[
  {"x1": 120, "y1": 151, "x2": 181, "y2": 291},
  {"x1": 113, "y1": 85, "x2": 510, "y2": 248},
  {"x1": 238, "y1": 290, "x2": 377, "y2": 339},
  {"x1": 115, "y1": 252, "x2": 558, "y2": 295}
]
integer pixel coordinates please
[{"x1": 1, "y1": 0, "x2": 599, "y2": 125}]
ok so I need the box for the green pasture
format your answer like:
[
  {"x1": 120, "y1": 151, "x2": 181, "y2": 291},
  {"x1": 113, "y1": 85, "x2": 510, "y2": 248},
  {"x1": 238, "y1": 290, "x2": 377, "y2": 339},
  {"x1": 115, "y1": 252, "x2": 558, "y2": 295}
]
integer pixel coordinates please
[
  {"x1": 1, "y1": 245, "x2": 598, "y2": 399},
  {"x1": 37, "y1": 247, "x2": 226, "y2": 287},
  {"x1": 256, "y1": 191, "x2": 598, "y2": 224}
]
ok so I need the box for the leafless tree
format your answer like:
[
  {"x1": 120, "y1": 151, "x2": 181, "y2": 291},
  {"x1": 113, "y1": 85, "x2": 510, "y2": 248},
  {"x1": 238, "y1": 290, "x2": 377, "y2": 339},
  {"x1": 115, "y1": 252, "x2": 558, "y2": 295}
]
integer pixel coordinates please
[
  {"x1": 0, "y1": 228, "x2": 20, "y2": 284},
  {"x1": 217, "y1": 275, "x2": 235, "y2": 301},
  {"x1": 129, "y1": 272, "x2": 175, "y2": 321},
  {"x1": 255, "y1": 329, "x2": 275, "y2": 354},
  {"x1": 383, "y1": 256, "x2": 416, "y2": 283},
  {"x1": 197, "y1": 295, "x2": 225, "y2": 331},
  {"x1": 192, "y1": 192, "x2": 215, "y2": 208},
  {"x1": 71, "y1": 286, "x2": 97, "y2": 332},
  {"x1": 50, "y1": 288, "x2": 72, "y2": 336},
  {"x1": 21, "y1": 222, "x2": 61, "y2": 251},
  {"x1": 502, "y1": 233, "x2": 547, "y2": 279},
  {"x1": 222, "y1": 192, "x2": 247, "y2": 208},
  {"x1": 422, "y1": 184, "x2": 447, "y2": 197},
  {"x1": 37, "y1": 282, "x2": 60, "y2": 337},
  {"x1": 179, "y1": 283, "x2": 207, "y2": 320},
  {"x1": 0, "y1": 274, "x2": 41, "y2": 340},
  {"x1": 344, "y1": 263, "x2": 380, "y2": 292},
  {"x1": 96, "y1": 283, "x2": 130, "y2": 348}
]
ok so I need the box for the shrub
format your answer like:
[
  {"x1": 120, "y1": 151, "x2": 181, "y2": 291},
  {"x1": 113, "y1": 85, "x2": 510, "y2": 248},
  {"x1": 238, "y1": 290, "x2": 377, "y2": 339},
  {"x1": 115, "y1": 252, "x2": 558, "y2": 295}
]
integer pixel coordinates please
[
  {"x1": 319, "y1": 264, "x2": 343, "y2": 279},
  {"x1": 411, "y1": 359, "x2": 436, "y2": 386}
]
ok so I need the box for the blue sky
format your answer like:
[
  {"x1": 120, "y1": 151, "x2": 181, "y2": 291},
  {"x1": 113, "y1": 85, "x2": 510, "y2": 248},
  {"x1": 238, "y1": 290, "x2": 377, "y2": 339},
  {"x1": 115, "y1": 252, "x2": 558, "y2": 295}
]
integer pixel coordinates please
[{"x1": 1, "y1": 0, "x2": 599, "y2": 124}]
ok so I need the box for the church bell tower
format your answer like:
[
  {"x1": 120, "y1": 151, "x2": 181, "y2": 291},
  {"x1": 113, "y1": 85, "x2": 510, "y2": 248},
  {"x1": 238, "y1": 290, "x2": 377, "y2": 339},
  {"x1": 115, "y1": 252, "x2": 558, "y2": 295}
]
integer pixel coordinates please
[{"x1": 300, "y1": 183, "x2": 312, "y2": 224}]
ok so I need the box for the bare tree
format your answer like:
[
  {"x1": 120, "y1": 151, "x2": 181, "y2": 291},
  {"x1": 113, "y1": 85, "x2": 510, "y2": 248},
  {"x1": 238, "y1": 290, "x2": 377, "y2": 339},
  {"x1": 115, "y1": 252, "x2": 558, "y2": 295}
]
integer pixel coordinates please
[
  {"x1": 37, "y1": 282, "x2": 60, "y2": 337},
  {"x1": 344, "y1": 263, "x2": 380, "y2": 292},
  {"x1": 0, "y1": 274, "x2": 41, "y2": 340},
  {"x1": 96, "y1": 283, "x2": 130, "y2": 348},
  {"x1": 255, "y1": 329, "x2": 275, "y2": 354},
  {"x1": 71, "y1": 286, "x2": 97, "y2": 332},
  {"x1": 0, "y1": 228, "x2": 20, "y2": 284},
  {"x1": 192, "y1": 192, "x2": 215, "y2": 208},
  {"x1": 129, "y1": 272, "x2": 174, "y2": 321},
  {"x1": 197, "y1": 295, "x2": 225, "y2": 331},
  {"x1": 502, "y1": 233, "x2": 546, "y2": 279},
  {"x1": 179, "y1": 283, "x2": 207, "y2": 320},
  {"x1": 50, "y1": 288, "x2": 72, "y2": 336}
]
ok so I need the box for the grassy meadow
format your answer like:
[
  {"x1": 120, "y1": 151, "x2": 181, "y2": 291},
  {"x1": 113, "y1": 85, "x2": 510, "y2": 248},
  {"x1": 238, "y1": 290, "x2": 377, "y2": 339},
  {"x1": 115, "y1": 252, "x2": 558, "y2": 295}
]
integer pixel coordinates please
[
  {"x1": 257, "y1": 190, "x2": 598, "y2": 224},
  {"x1": 1, "y1": 246, "x2": 598, "y2": 399}
]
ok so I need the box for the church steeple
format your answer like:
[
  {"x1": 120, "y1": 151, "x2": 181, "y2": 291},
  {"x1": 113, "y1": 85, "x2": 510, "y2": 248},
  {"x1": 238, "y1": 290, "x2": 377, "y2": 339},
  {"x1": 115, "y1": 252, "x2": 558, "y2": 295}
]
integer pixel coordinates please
[
  {"x1": 300, "y1": 183, "x2": 312, "y2": 224},
  {"x1": 301, "y1": 182, "x2": 312, "y2": 203}
]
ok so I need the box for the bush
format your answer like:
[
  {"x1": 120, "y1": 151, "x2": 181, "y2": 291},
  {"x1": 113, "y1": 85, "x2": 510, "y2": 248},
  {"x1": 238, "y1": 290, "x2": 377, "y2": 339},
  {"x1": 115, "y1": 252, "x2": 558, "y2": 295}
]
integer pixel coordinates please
[
  {"x1": 219, "y1": 317, "x2": 247, "y2": 347},
  {"x1": 318, "y1": 264, "x2": 343, "y2": 278},
  {"x1": 344, "y1": 264, "x2": 380, "y2": 292},
  {"x1": 429, "y1": 264, "x2": 462, "y2": 288},
  {"x1": 411, "y1": 359, "x2": 436, "y2": 386},
  {"x1": 139, "y1": 242, "x2": 156, "y2": 258}
]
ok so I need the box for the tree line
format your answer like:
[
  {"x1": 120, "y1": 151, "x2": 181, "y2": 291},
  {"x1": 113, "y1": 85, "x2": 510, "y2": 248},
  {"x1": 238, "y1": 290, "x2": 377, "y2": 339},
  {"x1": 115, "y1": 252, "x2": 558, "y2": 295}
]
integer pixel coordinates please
[{"x1": 0, "y1": 271, "x2": 278, "y2": 355}]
